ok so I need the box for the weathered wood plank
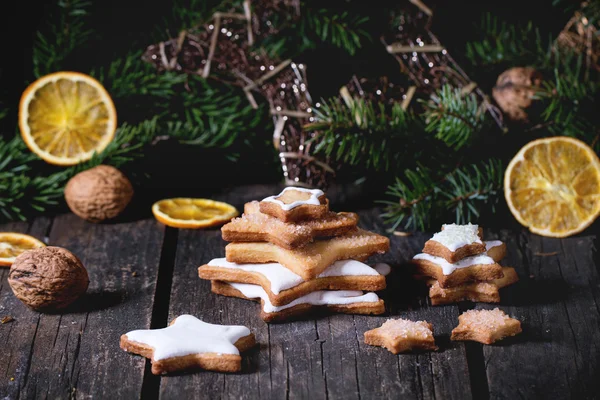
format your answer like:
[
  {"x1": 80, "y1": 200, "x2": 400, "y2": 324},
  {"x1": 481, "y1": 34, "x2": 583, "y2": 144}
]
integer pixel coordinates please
[
  {"x1": 0, "y1": 217, "x2": 52, "y2": 399},
  {"x1": 480, "y1": 231, "x2": 600, "y2": 399},
  {"x1": 11, "y1": 214, "x2": 165, "y2": 399}
]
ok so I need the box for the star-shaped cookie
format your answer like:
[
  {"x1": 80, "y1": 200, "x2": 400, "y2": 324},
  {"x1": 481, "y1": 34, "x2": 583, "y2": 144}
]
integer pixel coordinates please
[
  {"x1": 451, "y1": 308, "x2": 522, "y2": 344},
  {"x1": 120, "y1": 315, "x2": 255, "y2": 374},
  {"x1": 364, "y1": 318, "x2": 438, "y2": 354}
]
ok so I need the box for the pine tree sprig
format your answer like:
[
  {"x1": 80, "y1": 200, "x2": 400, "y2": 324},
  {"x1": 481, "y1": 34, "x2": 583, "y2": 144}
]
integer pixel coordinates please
[
  {"x1": 32, "y1": 0, "x2": 93, "y2": 78},
  {"x1": 439, "y1": 159, "x2": 504, "y2": 223},
  {"x1": 92, "y1": 51, "x2": 188, "y2": 101},
  {"x1": 379, "y1": 165, "x2": 436, "y2": 232},
  {"x1": 380, "y1": 159, "x2": 504, "y2": 231},
  {"x1": 537, "y1": 64, "x2": 600, "y2": 142},
  {"x1": 421, "y1": 85, "x2": 486, "y2": 150},
  {"x1": 261, "y1": 7, "x2": 370, "y2": 58},
  {"x1": 465, "y1": 13, "x2": 551, "y2": 68},
  {"x1": 305, "y1": 97, "x2": 420, "y2": 171}
]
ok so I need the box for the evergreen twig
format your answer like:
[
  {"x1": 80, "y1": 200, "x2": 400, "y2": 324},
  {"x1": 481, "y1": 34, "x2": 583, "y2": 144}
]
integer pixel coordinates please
[
  {"x1": 261, "y1": 7, "x2": 370, "y2": 58},
  {"x1": 380, "y1": 159, "x2": 504, "y2": 231},
  {"x1": 465, "y1": 13, "x2": 551, "y2": 68},
  {"x1": 305, "y1": 97, "x2": 420, "y2": 170},
  {"x1": 421, "y1": 85, "x2": 486, "y2": 150},
  {"x1": 32, "y1": 0, "x2": 93, "y2": 78}
]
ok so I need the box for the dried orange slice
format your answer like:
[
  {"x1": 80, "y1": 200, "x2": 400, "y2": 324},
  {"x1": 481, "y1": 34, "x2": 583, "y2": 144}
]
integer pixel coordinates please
[
  {"x1": 504, "y1": 136, "x2": 600, "y2": 237},
  {"x1": 0, "y1": 233, "x2": 46, "y2": 267},
  {"x1": 19, "y1": 71, "x2": 117, "y2": 166},
  {"x1": 152, "y1": 198, "x2": 239, "y2": 229}
]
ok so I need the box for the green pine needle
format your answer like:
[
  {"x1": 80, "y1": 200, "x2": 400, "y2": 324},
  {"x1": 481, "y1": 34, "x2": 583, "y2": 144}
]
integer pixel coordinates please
[
  {"x1": 32, "y1": 0, "x2": 93, "y2": 78},
  {"x1": 305, "y1": 97, "x2": 420, "y2": 171},
  {"x1": 465, "y1": 13, "x2": 551, "y2": 68},
  {"x1": 421, "y1": 85, "x2": 486, "y2": 150},
  {"x1": 261, "y1": 7, "x2": 370, "y2": 58},
  {"x1": 380, "y1": 159, "x2": 504, "y2": 231}
]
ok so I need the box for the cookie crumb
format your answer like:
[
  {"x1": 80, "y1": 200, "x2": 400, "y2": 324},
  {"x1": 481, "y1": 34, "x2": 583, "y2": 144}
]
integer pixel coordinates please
[
  {"x1": 1, "y1": 316, "x2": 14, "y2": 324},
  {"x1": 131, "y1": 271, "x2": 138, "y2": 277}
]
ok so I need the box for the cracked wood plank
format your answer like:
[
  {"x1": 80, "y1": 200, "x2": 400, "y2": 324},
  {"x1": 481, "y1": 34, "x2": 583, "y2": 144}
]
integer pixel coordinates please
[
  {"x1": 6, "y1": 214, "x2": 165, "y2": 399},
  {"x1": 478, "y1": 231, "x2": 600, "y2": 399},
  {"x1": 0, "y1": 217, "x2": 52, "y2": 399}
]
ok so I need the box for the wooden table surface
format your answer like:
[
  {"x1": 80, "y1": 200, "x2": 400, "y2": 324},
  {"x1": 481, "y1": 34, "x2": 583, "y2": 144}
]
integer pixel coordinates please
[{"x1": 1, "y1": 184, "x2": 599, "y2": 399}]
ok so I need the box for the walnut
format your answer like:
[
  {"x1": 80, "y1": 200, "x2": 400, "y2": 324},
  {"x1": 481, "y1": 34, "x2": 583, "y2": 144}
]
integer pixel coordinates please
[
  {"x1": 65, "y1": 165, "x2": 134, "y2": 222},
  {"x1": 8, "y1": 247, "x2": 89, "y2": 312},
  {"x1": 492, "y1": 67, "x2": 543, "y2": 123}
]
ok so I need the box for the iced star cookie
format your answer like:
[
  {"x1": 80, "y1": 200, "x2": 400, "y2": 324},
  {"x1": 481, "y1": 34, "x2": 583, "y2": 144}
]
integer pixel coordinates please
[
  {"x1": 427, "y1": 267, "x2": 519, "y2": 305},
  {"x1": 225, "y1": 228, "x2": 390, "y2": 280},
  {"x1": 451, "y1": 308, "x2": 522, "y2": 344},
  {"x1": 199, "y1": 258, "x2": 390, "y2": 306},
  {"x1": 120, "y1": 315, "x2": 255, "y2": 374},
  {"x1": 211, "y1": 281, "x2": 385, "y2": 322},
  {"x1": 364, "y1": 319, "x2": 438, "y2": 354},
  {"x1": 485, "y1": 240, "x2": 507, "y2": 262},
  {"x1": 221, "y1": 201, "x2": 358, "y2": 249},
  {"x1": 411, "y1": 252, "x2": 504, "y2": 288},
  {"x1": 423, "y1": 223, "x2": 486, "y2": 263},
  {"x1": 259, "y1": 187, "x2": 329, "y2": 222}
]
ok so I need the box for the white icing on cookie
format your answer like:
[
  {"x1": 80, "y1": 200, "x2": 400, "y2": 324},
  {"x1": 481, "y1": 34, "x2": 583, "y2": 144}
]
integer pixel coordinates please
[
  {"x1": 208, "y1": 258, "x2": 382, "y2": 294},
  {"x1": 413, "y1": 253, "x2": 495, "y2": 275},
  {"x1": 262, "y1": 187, "x2": 325, "y2": 210},
  {"x1": 430, "y1": 223, "x2": 482, "y2": 251},
  {"x1": 374, "y1": 263, "x2": 392, "y2": 276},
  {"x1": 485, "y1": 240, "x2": 503, "y2": 251},
  {"x1": 229, "y1": 282, "x2": 380, "y2": 313},
  {"x1": 124, "y1": 315, "x2": 250, "y2": 360}
]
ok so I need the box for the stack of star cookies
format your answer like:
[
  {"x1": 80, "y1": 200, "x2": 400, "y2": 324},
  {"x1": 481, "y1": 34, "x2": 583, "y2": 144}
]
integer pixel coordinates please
[
  {"x1": 411, "y1": 223, "x2": 518, "y2": 305},
  {"x1": 199, "y1": 187, "x2": 391, "y2": 322}
]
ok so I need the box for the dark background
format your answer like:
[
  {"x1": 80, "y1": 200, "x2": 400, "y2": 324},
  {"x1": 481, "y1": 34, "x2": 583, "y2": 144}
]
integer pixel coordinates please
[{"x1": 0, "y1": 0, "x2": 579, "y2": 223}]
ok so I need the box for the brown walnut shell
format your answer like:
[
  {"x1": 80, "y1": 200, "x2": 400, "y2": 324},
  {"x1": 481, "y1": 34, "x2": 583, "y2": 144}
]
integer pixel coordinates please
[
  {"x1": 8, "y1": 247, "x2": 89, "y2": 312},
  {"x1": 492, "y1": 67, "x2": 543, "y2": 122},
  {"x1": 65, "y1": 165, "x2": 134, "y2": 222}
]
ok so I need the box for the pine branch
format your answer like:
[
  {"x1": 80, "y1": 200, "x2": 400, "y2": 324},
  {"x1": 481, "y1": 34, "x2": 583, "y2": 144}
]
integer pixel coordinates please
[
  {"x1": 465, "y1": 13, "x2": 551, "y2": 68},
  {"x1": 92, "y1": 51, "x2": 188, "y2": 101},
  {"x1": 421, "y1": 85, "x2": 486, "y2": 150},
  {"x1": 261, "y1": 6, "x2": 370, "y2": 58},
  {"x1": 32, "y1": 0, "x2": 93, "y2": 78},
  {"x1": 379, "y1": 165, "x2": 436, "y2": 232},
  {"x1": 438, "y1": 159, "x2": 504, "y2": 224},
  {"x1": 305, "y1": 97, "x2": 420, "y2": 170},
  {"x1": 380, "y1": 159, "x2": 504, "y2": 231},
  {"x1": 538, "y1": 66, "x2": 600, "y2": 141}
]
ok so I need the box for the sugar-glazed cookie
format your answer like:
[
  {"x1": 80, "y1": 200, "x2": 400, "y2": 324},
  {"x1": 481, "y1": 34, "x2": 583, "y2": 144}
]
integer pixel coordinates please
[
  {"x1": 364, "y1": 319, "x2": 438, "y2": 354},
  {"x1": 221, "y1": 201, "x2": 358, "y2": 249},
  {"x1": 451, "y1": 308, "x2": 522, "y2": 344},
  {"x1": 259, "y1": 187, "x2": 329, "y2": 222},
  {"x1": 423, "y1": 223, "x2": 486, "y2": 263},
  {"x1": 412, "y1": 252, "x2": 504, "y2": 288},
  {"x1": 199, "y1": 258, "x2": 389, "y2": 306},
  {"x1": 225, "y1": 228, "x2": 390, "y2": 280},
  {"x1": 120, "y1": 315, "x2": 255, "y2": 374},
  {"x1": 211, "y1": 281, "x2": 385, "y2": 322}
]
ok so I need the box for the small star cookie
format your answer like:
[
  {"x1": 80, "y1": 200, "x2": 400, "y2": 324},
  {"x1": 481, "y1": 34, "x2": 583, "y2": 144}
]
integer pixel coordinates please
[
  {"x1": 451, "y1": 308, "x2": 522, "y2": 344},
  {"x1": 259, "y1": 187, "x2": 329, "y2": 222},
  {"x1": 364, "y1": 318, "x2": 438, "y2": 354},
  {"x1": 120, "y1": 315, "x2": 255, "y2": 374}
]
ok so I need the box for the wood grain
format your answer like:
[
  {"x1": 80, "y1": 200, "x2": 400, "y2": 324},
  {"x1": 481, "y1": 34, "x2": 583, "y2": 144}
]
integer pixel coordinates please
[
  {"x1": 1, "y1": 185, "x2": 599, "y2": 399},
  {"x1": 0, "y1": 214, "x2": 164, "y2": 399},
  {"x1": 0, "y1": 218, "x2": 51, "y2": 400},
  {"x1": 477, "y1": 230, "x2": 600, "y2": 399}
]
